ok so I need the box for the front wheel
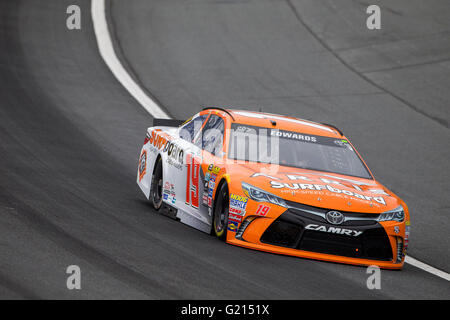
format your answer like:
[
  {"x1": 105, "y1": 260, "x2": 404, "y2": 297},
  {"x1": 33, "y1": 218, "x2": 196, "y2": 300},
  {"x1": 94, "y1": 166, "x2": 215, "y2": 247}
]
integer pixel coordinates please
[
  {"x1": 213, "y1": 182, "x2": 229, "y2": 241},
  {"x1": 150, "y1": 157, "x2": 163, "y2": 210}
]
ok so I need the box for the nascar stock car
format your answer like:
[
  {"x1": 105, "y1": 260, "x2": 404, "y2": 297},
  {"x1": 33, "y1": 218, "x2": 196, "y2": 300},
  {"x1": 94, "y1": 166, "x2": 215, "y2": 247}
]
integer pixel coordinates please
[{"x1": 137, "y1": 108, "x2": 410, "y2": 269}]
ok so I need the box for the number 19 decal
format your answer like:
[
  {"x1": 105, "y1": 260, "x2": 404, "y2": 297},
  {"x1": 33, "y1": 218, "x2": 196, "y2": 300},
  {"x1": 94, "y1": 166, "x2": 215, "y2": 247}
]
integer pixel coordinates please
[
  {"x1": 186, "y1": 153, "x2": 200, "y2": 208},
  {"x1": 255, "y1": 204, "x2": 270, "y2": 216}
]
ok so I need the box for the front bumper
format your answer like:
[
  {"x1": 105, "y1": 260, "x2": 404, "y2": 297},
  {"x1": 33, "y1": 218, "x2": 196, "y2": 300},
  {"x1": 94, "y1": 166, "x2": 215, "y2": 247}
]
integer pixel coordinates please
[{"x1": 228, "y1": 204, "x2": 406, "y2": 269}]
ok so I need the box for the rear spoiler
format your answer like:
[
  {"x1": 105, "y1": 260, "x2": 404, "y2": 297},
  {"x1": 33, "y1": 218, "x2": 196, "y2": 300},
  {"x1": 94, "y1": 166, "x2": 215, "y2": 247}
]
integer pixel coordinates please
[{"x1": 152, "y1": 118, "x2": 185, "y2": 127}]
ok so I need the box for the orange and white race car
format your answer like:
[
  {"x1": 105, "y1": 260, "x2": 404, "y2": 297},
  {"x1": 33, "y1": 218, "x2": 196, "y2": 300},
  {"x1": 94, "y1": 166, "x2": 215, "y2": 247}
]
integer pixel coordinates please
[{"x1": 137, "y1": 108, "x2": 410, "y2": 269}]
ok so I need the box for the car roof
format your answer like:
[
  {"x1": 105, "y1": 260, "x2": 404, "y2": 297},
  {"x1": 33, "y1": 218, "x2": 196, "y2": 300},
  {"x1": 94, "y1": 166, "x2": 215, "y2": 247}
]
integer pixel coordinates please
[{"x1": 202, "y1": 108, "x2": 342, "y2": 138}]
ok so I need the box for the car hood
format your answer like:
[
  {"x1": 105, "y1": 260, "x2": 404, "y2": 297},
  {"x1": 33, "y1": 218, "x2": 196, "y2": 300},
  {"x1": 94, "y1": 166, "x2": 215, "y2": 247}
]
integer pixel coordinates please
[{"x1": 233, "y1": 163, "x2": 399, "y2": 213}]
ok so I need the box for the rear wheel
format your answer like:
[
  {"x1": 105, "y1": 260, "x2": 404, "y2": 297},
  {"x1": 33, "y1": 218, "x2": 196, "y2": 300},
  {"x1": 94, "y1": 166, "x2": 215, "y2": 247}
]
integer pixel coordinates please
[
  {"x1": 150, "y1": 157, "x2": 163, "y2": 210},
  {"x1": 213, "y1": 182, "x2": 229, "y2": 241}
]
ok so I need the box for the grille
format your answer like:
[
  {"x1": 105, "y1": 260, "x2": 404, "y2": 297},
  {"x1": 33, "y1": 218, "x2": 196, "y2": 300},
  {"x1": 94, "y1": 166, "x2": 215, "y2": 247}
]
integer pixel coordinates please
[
  {"x1": 300, "y1": 230, "x2": 362, "y2": 257},
  {"x1": 299, "y1": 228, "x2": 392, "y2": 260},
  {"x1": 284, "y1": 200, "x2": 379, "y2": 226},
  {"x1": 260, "y1": 210, "x2": 393, "y2": 261},
  {"x1": 260, "y1": 220, "x2": 301, "y2": 248}
]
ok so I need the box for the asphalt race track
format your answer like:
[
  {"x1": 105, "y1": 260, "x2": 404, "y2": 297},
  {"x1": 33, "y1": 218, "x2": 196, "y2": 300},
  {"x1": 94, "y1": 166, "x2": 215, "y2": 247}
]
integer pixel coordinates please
[{"x1": 0, "y1": 0, "x2": 449, "y2": 299}]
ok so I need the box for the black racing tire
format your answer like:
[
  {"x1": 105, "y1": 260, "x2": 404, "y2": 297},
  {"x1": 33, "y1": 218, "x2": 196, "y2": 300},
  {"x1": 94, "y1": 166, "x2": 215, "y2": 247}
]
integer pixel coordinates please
[
  {"x1": 212, "y1": 182, "x2": 229, "y2": 241},
  {"x1": 150, "y1": 157, "x2": 163, "y2": 210}
]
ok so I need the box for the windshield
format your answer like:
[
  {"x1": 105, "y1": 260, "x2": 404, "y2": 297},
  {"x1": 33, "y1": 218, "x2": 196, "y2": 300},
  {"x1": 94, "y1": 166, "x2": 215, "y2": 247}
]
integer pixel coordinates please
[{"x1": 228, "y1": 123, "x2": 372, "y2": 179}]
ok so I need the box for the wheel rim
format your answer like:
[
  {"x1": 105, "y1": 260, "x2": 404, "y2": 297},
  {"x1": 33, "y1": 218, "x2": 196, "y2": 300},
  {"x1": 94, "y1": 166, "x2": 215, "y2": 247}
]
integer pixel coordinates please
[
  {"x1": 154, "y1": 178, "x2": 162, "y2": 203},
  {"x1": 151, "y1": 162, "x2": 163, "y2": 208},
  {"x1": 215, "y1": 189, "x2": 229, "y2": 234}
]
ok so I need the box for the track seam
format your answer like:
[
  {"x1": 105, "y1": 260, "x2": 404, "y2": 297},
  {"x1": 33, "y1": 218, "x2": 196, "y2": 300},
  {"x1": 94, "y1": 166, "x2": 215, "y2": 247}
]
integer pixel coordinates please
[{"x1": 285, "y1": 0, "x2": 448, "y2": 129}]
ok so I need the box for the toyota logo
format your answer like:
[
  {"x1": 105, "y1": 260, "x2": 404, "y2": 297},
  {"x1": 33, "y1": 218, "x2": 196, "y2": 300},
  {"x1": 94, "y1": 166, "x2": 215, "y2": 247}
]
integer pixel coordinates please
[{"x1": 325, "y1": 211, "x2": 345, "y2": 225}]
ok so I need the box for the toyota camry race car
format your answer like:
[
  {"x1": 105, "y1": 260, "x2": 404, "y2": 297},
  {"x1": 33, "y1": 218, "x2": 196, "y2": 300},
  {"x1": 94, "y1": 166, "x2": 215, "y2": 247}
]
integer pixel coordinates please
[{"x1": 137, "y1": 108, "x2": 410, "y2": 269}]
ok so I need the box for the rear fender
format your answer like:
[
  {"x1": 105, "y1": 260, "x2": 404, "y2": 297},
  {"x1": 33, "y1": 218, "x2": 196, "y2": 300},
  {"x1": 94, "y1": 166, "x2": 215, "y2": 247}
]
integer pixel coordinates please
[{"x1": 137, "y1": 128, "x2": 169, "y2": 199}]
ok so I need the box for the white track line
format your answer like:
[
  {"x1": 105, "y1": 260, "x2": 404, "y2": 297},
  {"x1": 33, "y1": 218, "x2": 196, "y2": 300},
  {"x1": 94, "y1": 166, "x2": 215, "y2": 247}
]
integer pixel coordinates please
[
  {"x1": 90, "y1": 0, "x2": 450, "y2": 282},
  {"x1": 405, "y1": 256, "x2": 450, "y2": 281},
  {"x1": 91, "y1": 0, "x2": 170, "y2": 119}
]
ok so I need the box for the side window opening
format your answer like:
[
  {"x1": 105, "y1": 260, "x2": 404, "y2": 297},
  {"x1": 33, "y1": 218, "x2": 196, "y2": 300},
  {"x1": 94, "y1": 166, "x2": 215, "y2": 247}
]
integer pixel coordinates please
[
  {"x1": 179, "y1": 114, "x2": 207, "y2": 143},
  {"x1": 200, "y1": 115, "x2": 224, "y2": 156}
]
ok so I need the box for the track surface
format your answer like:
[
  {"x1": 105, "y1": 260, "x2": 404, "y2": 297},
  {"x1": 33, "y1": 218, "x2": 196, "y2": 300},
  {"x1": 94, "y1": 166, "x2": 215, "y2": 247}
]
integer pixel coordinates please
[{"x1": 0, "y1": 0, "x2": 448, "y2": 299}]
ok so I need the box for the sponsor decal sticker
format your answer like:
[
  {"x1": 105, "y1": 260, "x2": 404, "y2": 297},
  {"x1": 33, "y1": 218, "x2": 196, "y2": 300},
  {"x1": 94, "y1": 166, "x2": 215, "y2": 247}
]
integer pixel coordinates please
[
  {"x1": 229, "y1": 194, "x2": 249, "y2": 210},
  {"x1": 227, "y1": 220, "x2": 239, "y2": 232},
  {"x1": 207, "y1": 186, "x2": 214, "y2": 208},
  {"x1": 149, "y1": 131, "x2": 169, "y2": 150},
  {"x1": 202, "y1": 171, "x2": 211, "y2": 197},
  {"x1": 164, "y1": 141, "x2": 184, "y2": 170},
  {"x1": 228, "y1": 213, "x2": 243, "y2": 223},
  {"x1": 202, "y1": 194, "x2": 208, "y2": 206},
  {"x1": 270, "y1": 129, "x2": 317, "y2": 143},
  {"x1": 138, "y1": 150, "x2": 147, "y2": 182},
  {"x1": 305, "y1": 224, "x2": 363, "y2": 237},
  {"x1": 163, "y1": 182, "x2": 176, "y2": 203},
  {"x1": 229, "y1": 207, "x2": 245, "y2": 216},
  {"x1": 207, "y1": 164, "x2": 221, "y2": 175},
  {"x1": 404, "y1": 222, "x2": 410, "y2": 252},
  {"x1": 270, "y1": 181, "x2": 386, "y2": 205},
  {"x1": 334, "y1": 139, "x2": 352, "y2": 150},
  {"x1": 368, "y1": 189, "x2": 390, "y2": 195}
]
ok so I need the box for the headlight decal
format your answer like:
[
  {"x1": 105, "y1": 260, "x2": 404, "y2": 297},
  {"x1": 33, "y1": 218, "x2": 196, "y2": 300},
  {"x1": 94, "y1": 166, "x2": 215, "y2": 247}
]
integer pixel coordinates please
[
  {"x1": 242, "y1": 182, "x2": 287, "y2": 208},
  {"x1": 377, "y1": 205, "x2": 405, "y2": 222}
]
